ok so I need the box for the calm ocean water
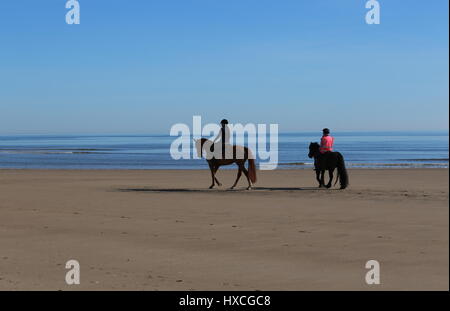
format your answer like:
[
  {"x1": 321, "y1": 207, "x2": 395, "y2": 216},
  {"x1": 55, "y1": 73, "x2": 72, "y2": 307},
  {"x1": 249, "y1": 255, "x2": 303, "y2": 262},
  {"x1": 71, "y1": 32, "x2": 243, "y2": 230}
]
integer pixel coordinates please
[{"x1": 0, "y1": 132, "x2": 448, "y2": 170}]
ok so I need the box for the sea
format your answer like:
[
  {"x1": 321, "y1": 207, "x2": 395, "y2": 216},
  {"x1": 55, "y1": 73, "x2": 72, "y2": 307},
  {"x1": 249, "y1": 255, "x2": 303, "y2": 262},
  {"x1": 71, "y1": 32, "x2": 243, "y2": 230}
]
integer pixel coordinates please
[{"x1": 0, "y1": 132, "x2": 448, "y2": 170}]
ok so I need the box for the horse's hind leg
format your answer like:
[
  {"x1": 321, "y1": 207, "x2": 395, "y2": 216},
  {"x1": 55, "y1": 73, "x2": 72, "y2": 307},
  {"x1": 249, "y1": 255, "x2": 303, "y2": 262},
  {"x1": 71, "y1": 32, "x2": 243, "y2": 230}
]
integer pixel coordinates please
[
  {"x1": 241, "y1": 165, "x2": 252, "y2": 190},
  {"x1": 230, "y1": 165, "x2": 242, "y2": 190},
  {"x1": 326, "y1": 169, "x2": 334, "y2": 188}
]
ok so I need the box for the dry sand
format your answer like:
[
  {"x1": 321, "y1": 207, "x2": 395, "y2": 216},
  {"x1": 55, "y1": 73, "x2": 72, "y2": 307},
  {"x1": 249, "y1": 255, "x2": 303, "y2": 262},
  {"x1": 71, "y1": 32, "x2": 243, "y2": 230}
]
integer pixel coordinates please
[{"x1": 0, "y1": 168, "x2": 448, "y2": 290}]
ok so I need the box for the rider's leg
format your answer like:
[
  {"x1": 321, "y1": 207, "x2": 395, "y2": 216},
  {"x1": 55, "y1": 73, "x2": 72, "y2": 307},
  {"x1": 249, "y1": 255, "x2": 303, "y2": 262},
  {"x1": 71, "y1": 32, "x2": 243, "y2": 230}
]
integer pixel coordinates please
[{"x1": 222, "y1": 141, "x2": 225, "y2": 160}]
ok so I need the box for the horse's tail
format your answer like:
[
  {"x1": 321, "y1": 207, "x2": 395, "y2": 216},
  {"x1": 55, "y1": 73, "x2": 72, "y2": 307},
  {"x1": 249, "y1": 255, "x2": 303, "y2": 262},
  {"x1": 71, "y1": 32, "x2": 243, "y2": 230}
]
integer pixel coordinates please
[
  {"x1": 334, "y1": 171, "x2": 340, "y2": 186},
  {"x1": 336, "y1": 153, "x2": 349, "y2": 189},
  {"x1": 247, "y1": 149, "x2": 257, "y2": 184}
]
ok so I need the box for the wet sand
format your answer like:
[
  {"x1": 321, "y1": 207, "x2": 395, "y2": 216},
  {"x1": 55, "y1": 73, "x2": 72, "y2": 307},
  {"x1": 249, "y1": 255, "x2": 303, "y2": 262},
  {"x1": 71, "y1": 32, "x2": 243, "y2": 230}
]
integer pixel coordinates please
[{"x1": 0, "y1": 168, "x2": 448, "y2": 290}]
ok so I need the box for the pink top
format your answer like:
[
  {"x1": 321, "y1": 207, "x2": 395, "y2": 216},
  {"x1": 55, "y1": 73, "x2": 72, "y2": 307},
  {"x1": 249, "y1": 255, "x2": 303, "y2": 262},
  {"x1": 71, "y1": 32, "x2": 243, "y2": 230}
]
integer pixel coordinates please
[{"x1": 320, "y1": 135, "x2": 334, "y2": 153}]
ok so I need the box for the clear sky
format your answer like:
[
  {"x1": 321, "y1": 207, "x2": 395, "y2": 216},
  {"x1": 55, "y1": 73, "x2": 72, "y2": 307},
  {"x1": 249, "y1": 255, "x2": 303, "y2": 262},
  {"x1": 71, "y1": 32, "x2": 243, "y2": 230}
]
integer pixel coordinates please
[{"x1": 0, "y1": 1, "x2": 448, "y2": 134}]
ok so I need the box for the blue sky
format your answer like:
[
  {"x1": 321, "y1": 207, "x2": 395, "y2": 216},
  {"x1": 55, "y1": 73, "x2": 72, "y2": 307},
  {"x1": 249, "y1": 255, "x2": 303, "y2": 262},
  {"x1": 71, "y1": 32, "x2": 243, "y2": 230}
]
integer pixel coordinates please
[{"x1": 0, "y1": 1, "x2": 448, "y2": 134}]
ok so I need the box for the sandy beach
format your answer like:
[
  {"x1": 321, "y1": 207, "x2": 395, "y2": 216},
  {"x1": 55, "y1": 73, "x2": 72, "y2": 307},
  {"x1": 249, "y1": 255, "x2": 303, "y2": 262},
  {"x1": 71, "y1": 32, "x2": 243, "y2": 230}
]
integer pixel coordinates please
[{"x1": 0, "y1": 168, "x2": 448, "y2": 291}]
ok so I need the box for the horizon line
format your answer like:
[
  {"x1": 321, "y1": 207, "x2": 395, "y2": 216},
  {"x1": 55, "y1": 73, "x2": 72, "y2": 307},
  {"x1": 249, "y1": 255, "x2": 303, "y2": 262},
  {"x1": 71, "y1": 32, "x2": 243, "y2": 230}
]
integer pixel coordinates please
[{"x1": 0, "y1": 129, "x2": 448, "y2": 136}]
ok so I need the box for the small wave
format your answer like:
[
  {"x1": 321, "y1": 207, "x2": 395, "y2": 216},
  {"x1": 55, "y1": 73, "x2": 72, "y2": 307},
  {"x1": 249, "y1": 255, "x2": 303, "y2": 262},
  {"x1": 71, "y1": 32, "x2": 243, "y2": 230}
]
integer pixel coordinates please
[
  {"x1": 279, "y1": 162, "x2": 312, "y2": 166},
  {"x1": 348, "y1": 163, "x2": 448, "y2": 168},
  {"x1": 277, "y1": 162, "x2": 448, "y2": 169},
  {"x1": 395, "y1": 158, "x2": 449, "y2": 162},
  {"x1": 0, "y1": 150, "x2": 108, "y2": 155}
]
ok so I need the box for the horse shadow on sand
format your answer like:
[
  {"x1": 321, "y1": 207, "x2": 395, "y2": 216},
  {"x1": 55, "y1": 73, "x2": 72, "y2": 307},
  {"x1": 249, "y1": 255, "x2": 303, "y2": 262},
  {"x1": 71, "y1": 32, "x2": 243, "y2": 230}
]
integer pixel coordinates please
[{"x1": 117, "y1": 186, "x2": 340, "y2": 193}]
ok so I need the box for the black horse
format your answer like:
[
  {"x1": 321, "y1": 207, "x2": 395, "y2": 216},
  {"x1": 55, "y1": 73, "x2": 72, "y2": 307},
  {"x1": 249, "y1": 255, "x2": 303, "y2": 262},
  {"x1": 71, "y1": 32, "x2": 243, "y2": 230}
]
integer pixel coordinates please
[{"x1": 308, "y1": 142, "x2": 349, "y2": 189}]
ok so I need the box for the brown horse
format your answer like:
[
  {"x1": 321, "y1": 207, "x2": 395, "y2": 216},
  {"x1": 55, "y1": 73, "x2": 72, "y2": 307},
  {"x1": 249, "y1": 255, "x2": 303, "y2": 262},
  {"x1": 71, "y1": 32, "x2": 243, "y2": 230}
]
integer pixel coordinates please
[{"x1": 195, "y1": 138, "x2": 257, "y2": 190}]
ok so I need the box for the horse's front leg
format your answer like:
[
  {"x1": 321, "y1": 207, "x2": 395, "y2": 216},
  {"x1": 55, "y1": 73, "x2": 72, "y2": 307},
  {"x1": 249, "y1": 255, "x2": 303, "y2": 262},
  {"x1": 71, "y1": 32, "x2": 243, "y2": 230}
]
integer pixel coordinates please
[
  {"x1": 208, "y1": 162, "x2": 216, "y2": 189},
  {"x1": 213, "y1": 165, "x2": 222, "y2": 186},
  {"x1": 315, "y1": 169, "x2": 321, "y2": 187},
  {"x1": 326, "y1": 169, "x2": 334, "y2": 188},
  {"x1": 319, "y1": 170, "x2": 325, "y2": 188}
]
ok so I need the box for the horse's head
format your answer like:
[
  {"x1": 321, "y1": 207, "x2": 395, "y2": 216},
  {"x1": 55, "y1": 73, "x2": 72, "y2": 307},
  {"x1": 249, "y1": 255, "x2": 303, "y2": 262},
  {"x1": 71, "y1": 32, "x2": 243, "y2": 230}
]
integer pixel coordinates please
[{"x1": 308, "y1": 142, "x2": 320, "y2": 158}]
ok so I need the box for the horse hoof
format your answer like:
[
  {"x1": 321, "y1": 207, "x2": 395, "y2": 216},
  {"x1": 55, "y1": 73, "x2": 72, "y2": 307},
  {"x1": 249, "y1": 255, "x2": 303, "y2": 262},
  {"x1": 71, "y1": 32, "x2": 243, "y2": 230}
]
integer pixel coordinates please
[
  {"x1": 326, "y1": 185, "x2": 332, "y2": 189},
  {"x1": 217, "y1": 183, "x2": 222, "y2": 186},
  {"x1": 228, "y1": 187, "x2": 235, "y2": 190},
  {"x1": 246, "y1": 187, "x2": 252, "y2": 190},
  {"x1": 209, "y1": 186, "x2": 214, "y2": 189}
]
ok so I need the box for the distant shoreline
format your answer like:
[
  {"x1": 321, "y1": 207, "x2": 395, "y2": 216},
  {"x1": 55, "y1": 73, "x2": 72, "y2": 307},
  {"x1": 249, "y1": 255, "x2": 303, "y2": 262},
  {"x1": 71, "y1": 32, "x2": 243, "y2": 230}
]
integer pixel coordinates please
[{"x1": 1, "y1": 132, "x2": 447, "y2": 170}]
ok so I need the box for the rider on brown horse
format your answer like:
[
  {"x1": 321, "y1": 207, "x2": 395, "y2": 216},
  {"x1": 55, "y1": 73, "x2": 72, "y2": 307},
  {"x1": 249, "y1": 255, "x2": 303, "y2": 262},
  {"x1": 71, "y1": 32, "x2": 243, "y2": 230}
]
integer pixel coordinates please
[{"x1": 212, "y1": 119, "x2": 231, "y2": 159}]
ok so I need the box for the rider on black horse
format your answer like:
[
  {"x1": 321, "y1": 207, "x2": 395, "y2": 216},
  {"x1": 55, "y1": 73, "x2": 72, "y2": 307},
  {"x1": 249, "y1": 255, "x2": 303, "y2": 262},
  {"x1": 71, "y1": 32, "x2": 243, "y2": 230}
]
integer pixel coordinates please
[
  {"x1": 309, "y1": 128, "x2": 348, "y2": 189},
  {"x1": 315, "y1": 128, "x2": 334, "y2": 171}
]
